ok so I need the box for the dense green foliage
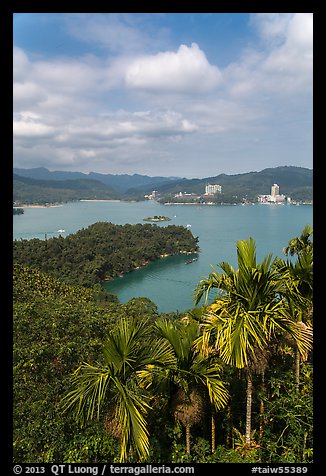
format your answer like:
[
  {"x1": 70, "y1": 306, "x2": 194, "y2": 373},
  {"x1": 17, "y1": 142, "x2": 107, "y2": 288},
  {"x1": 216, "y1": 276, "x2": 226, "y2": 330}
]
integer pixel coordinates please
[
  {"x1": 159, "y1": 193, "x2": 248, "y2": 205},
  {"x1": 13, "y1": 227, "x2": 313, "y2": 463},
  {"x1": 13, "y1": 222, "x2": 199, "y2": 288},
  {"x1": 13, "y1": 264, "x2": 159, "y2": 462}
]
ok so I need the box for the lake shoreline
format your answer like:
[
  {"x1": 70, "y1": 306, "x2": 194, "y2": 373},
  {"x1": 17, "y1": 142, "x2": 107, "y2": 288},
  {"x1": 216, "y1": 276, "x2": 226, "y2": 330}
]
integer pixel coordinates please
[
  {"x1": 13, "y1": 204, "x2": 63, "y2": 209},
  {"x1": 104, "y1": 250, "x2": 197, "y2": 281},
  {"x1": 79, "y1": 199, "x2": 122, "y2": 202}
]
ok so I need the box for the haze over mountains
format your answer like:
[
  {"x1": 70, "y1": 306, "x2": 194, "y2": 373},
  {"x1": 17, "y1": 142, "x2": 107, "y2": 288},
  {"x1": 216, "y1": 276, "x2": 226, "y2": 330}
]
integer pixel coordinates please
[
  {"x1": 13, "y1": 167, "x2": 179, "y2": 194},
  {"x1": 13, "y1": 166, "x2": 312, "y2": 204}
]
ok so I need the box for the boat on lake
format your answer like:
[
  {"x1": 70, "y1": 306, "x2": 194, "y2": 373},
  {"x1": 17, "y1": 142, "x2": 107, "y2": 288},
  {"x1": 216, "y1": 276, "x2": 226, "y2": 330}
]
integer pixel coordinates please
[{"x1": 185, "y1": 257, "x2": 198, "y2": 264}]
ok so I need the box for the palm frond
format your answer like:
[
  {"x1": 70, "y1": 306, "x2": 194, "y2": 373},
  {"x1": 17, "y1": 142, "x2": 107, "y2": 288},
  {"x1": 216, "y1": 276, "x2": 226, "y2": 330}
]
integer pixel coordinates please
[
  {"x1": 267, "y1": 310, "x2": 313, "y2": 357},
  {"x1": 113, "y1": 378, "x2": 151, "y2": 462},
  {"x1": 205, "y1": 375, "x2": 229, "y2": 410},
  {"x1": 60, "y1": 362, "x2": 111, "y2": 425},
  {"x1": 154, "y1": 318, "x2": 198, "y2": 364}
]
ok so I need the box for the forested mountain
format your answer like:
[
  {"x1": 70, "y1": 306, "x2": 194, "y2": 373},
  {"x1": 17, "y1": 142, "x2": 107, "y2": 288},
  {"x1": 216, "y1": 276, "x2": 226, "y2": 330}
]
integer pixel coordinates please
[
  {"x1": 13, "y1": 166, "x2": 312, "y2": 203},
  {"x1": 13, "y1": 167, "x2": 180, "y2": 193},
  {"x1": 142, "y1": 166, "x2": 313, "y2": 200},
  {"x1": 13, "y1": 174, "x2": 119, "y2": 204}
]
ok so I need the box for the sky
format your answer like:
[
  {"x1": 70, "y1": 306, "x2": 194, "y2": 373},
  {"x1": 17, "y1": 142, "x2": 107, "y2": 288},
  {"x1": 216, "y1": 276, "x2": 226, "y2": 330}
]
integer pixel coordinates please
[{"x1": 13, "y1": 13, "x2": 313, "y2": 178}]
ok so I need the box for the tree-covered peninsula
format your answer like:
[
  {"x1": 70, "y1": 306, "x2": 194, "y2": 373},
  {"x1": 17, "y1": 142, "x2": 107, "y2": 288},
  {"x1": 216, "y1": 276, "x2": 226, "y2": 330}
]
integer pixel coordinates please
[{"x1": 13, "y1": 222, "x2": 199, "y2": 288}]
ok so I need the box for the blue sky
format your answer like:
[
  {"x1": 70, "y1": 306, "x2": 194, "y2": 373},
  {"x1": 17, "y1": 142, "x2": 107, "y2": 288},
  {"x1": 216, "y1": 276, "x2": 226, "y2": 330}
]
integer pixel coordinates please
[{"x1": 13, "y1": 13, "x2": 313, "y2": 178}]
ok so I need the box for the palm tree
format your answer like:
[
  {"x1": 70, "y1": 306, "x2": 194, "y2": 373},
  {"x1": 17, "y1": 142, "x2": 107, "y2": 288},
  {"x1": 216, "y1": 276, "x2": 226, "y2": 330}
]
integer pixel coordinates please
[
  {"x1": 60, "y1": 316, "x2": 175, "y2": 462},
  {"x1": 194, "y1": 238, "x2": 312, "y2": 446},
  {"x1": 276, "y1": 227, "x2": 313, "y2": 392},
  {"x1": 152, "y1": 318, "x2": 229, "y2": 455},
  {"x1": 283, "y1": 224, "x2": 313, "y2": 257}
]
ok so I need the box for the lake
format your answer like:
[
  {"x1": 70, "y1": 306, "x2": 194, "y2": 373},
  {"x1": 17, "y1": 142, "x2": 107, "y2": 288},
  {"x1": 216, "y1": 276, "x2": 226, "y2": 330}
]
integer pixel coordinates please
[{"x1": 13, "y1": 200, "x2": 313, "y2": 312}]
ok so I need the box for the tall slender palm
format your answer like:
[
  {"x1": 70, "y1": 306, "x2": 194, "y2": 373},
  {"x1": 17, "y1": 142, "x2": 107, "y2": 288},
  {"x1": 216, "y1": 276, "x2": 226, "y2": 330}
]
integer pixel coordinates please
[
  {"x1": 60, "y1": 317, "x2": 175, "y2": 462},
  {"x1": 152, "y1": 318, "x2": 229, "y2": 455},
  {"x1": 280, "y1": 226, "x2": 313, "y2": 316},
  {"x1": 194, "y1": 238, "x2": 312, "y2": 446},
  {"x1": 276, "y1": 227, "x2": 313, "y2": 391}
]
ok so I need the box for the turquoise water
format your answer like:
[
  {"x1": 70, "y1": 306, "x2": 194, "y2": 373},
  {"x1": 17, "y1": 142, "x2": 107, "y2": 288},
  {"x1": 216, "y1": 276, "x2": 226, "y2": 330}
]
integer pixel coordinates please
[{"x1": 13, "y1": 201, "x2": 313, "y2": 312}]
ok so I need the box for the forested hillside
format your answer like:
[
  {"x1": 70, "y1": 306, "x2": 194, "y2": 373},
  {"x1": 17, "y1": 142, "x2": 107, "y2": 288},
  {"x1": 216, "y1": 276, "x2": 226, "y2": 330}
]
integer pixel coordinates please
[
  {"x1": 13, "y1": 174, "x2": 119, "y2": 204},
  {"x1": 13, "y1": 222, "x2": 199, "y2": 287},
  {"x1": 153, "y1": 166, "x2": 312, "y2": 200},
  {"x1": 13, "y1": 228, "x2": 313, "y2": 463},
  {"x1": 13, "y1": 264, "x2": 158, "y2": 462}
]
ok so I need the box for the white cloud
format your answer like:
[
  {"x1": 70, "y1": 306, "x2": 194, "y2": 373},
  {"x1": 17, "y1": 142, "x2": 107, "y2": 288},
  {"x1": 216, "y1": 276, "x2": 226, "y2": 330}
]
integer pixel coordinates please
[
  {"x1": 13, "y1": 47, "x2": 30, "y2": 81},
  {"x1": 13, "y1": 116, "x2": 55, "y2": 138},
  {"x1": 262, "y1": 13, "x2": 313, "y2": 83},
  {"x1": 225, "y1": 13, "x2": 313, "y2": 99},
  {"x1": 32, "y1": 57, "x2": 102, "y2": 94},
  {"x1": 125, "y1": 43, "x2": 222, "y2": 93},
  {"x1": 250, "y1": 13, "x2": 293, "y2": 45},
  {"x1": 13, "y1": 105, "x2": 199, "y2": 172},
  {"x1": 13, "y1": 81, "x2": 47, "y2": 109}
]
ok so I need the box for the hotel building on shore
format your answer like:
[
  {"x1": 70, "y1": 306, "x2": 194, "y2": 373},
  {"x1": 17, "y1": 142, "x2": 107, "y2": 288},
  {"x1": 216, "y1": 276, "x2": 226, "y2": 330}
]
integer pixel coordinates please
[
  {"x1": 204, "y1": 184, "x2": 222, "y2": 195},
  {"x1": 258, "y1": 183, "x2": 288, "y2": 203}
]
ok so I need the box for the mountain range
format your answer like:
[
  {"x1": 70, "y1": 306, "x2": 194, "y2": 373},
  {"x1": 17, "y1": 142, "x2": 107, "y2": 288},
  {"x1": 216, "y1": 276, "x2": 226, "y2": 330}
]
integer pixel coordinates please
[
  {"x1": 13, "y1": 166, "x2": 313, "y2": 204},
  {"x1": 13, "y1": 167, "x2": 179, "y2": 193}
]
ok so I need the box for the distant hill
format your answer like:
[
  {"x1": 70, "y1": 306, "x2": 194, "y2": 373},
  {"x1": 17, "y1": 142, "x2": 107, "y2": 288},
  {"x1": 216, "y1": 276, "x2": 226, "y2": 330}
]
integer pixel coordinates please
[
  {"x1": 13, "y1": 167, "x2": 180, "y2": 194},
  {"x1": 13, "y1": 174, "x2": 119, "y2": 204}
]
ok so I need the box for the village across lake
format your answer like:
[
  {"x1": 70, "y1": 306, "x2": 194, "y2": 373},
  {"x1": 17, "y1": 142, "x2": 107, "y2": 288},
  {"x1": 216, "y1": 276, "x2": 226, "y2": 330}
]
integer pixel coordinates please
[{"x1": 13, "y1": 200, "x2": 313, "y2": 312}]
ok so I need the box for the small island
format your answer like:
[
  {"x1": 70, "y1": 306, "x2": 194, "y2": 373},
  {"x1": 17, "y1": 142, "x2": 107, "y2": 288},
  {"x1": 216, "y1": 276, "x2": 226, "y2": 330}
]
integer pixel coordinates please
[
  {"x1": 13, "y1": 207, "x2": 24, "y2": 215},
  {"x1": 143, "y1": 215, "x2": 171, "y2": 222}
]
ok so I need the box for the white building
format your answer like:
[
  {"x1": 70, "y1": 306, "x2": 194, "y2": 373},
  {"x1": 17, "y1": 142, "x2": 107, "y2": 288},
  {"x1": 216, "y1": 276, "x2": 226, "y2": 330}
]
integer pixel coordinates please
[
  {"x1": 145, "y1": 190, "x2": 158, "y2": 200},
  {"x1": 258, "y1": 183, "x2": 286, "y2": 203},
  {"x1": 205, "y1": 184, "x2": 222, "y2": 195},
  {"x1": 271, "y1": 184, "x2": 280, "y2": 198}
]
